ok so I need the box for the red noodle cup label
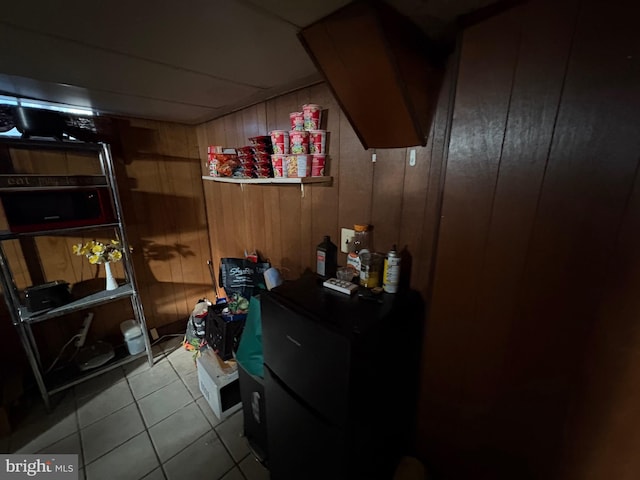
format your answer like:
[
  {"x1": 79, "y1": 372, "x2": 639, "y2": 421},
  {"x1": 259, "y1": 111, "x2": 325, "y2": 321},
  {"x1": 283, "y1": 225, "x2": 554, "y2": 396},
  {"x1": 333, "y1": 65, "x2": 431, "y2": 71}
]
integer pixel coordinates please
[
  {"x1": 312, "y1": 154, "x2": 326, "y2": 165},
  {"x1": 271, "y1": 154, "x2": 286, "y2": 177},
  {"x1": 308, "y1": 130, "x2": 326, "y2": 154},
  {"x1": 270, "y1": 130, "x2": 289, "y2": 154},
  {"x1": 286, "y1": 155, "x2": 310, "y2": 178},
  {"x1": 290, "y1": 112, "x2": 304, "y2": 131},
  {"x1": 303, "y1": 104, "x2": 322, "y2": 130},
  {"x1": 272, "y1": 164, "x2": 284, "y2": 177},
  {"x1": 289, "y1": 130, "x2": 309, "y2": 154},
  {"x1": 311, "y1": 155, "x2": 325, "y2": 176}
]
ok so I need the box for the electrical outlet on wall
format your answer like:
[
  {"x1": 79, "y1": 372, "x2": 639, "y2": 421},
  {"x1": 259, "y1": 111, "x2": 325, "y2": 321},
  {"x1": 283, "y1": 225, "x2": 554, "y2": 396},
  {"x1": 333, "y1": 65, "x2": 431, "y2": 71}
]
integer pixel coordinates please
[{"x1": 341, "y1": 228, "x2": 355, "y2": 253}]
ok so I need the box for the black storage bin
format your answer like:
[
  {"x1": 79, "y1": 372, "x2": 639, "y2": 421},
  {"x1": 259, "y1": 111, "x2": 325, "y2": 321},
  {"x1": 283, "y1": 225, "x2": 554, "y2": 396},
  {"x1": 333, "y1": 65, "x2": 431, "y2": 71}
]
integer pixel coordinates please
[{"x1": 204, "y1": 309, "x2": 246, "y2": 361}]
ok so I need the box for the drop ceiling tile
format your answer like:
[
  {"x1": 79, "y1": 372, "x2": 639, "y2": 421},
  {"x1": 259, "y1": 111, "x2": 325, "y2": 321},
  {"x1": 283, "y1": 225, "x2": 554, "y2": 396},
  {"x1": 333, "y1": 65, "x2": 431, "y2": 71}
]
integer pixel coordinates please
[
  {"x1": 243, "y1": 0, "x2": 352, "y2": 27},
  {"x1": 0, "y1": 24, "x2": 261, "y2": 108},
  {"x1": 1, "y1": 0, "x2": 319, "y2": 87}
]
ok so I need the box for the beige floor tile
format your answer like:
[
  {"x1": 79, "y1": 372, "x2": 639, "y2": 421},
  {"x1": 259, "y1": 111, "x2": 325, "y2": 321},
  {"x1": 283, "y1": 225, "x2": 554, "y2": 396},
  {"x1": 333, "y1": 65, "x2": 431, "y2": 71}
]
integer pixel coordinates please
[
  {"x1": 122, "y1": 347, "x2": 166, "y2": 378},
  {"x1": 11, "y1": 393, "x2": 77, "y2": 453},
  {"x1": 75, "y1": 368, "x2": 126, "y2": 400},
  {"x1": 220, "y1": 467, "x2": 245, "y2": 480},
  {"x1": 215, "y1": 410, "x2": 249, "y2": 462},
  {"x1": 239, "y1": 454, "x2": 270, "y2": 480},
  {"x1": 77, "y1": 380, "x2": 134, "y2": 428},
  {"x1": 85, "y1": 432, "x2": 158, "y2": 480},
  {"x1": 166, "y1": 349, "x2": 197, "y2": 377},
  {"x1": 163, "y1": 431, "x2": 234, "y2": 480},
  {"x1": 129, "y1": 362, "x2": 179, "y2": 400},
  {"x1": 148, "y1": 403, "x2": 212, "y2": 462},
  {"x1": 140, "y1": 467, "x2": 166, "y2": 480},
  {"x1": 81, "y1": 403, "x2": 145, "y2": 464},
  {"x1": 181, "y1": 370, "x2": 202, "y2": 400},
  {"x1": 38, "y1": 432, "x2": 83, "y2": 466},
  {"x1": 138, "y1": 380, "x2": 193, "y2": 427},
  {"x1": 196, "y1": 396, "x2": 222, "y2": 428}
]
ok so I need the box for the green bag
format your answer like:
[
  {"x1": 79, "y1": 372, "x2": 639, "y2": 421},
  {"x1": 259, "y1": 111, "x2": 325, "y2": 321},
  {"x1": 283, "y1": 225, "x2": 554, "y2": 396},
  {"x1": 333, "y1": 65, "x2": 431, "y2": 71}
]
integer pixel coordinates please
[{"x1": 236, "y1": 295, "x2": 263, "y2": 377}]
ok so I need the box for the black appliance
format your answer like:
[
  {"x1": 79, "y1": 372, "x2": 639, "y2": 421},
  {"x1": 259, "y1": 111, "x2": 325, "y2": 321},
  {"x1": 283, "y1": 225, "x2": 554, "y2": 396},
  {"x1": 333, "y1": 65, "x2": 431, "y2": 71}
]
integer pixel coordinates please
[
  {"x1": 24, "y1": 280, "x2": 71, "y2": 312},
  {"x1": 0, "y1": 187, "x2": 114, "y2": 233},
  {"x1": 261, "y1": 274, "x2": 424, "y2": 480}
]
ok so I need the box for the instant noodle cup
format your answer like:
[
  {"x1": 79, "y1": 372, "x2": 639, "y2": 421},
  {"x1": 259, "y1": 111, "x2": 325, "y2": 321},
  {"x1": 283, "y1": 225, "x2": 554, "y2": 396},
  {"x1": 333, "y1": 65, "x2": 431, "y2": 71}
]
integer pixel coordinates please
[
  {"x1": 271, "y1": 154, "x2": 286, "y2": 178},
  {"x1": 303, "y1": 104, "x2": 322, "y2": 130},
  {"x1": 286, "y1": 155, "x2": 310, "y2": 178},
  {"x1": 308, "y1": 130, "x2": 326, "y2": 154},
  {"x1": 289, "y1": 130, "x2": 309, "y2": 154},
  {"x1": 270, "y1": 130, "x2": 289, "y2": 154},
  {"x1": 311, "y1": 154, "x2": 326, "y2": 177},
  {"x1": 290, "y1": 112, "x2": 305, "y2": 131}
]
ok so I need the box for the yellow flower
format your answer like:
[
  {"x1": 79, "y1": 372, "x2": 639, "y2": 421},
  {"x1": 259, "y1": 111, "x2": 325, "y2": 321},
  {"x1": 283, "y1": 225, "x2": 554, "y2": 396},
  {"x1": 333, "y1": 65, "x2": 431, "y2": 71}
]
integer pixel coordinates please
[
  {"x1": 111, "y1": 239, "x2": 120, "y2": 245},
  {"x1": 88, "y1": 254, "x2": 102, "y2": 264},
  {"x1": 91, "y1": 243, "x2": 105, "y2": 254},
  {"x1": 108, "y1": 250, "x2": 122, "y2": 262},
  {"x1": 72, "y1": 243, "x2": 83, "y2": 255}
]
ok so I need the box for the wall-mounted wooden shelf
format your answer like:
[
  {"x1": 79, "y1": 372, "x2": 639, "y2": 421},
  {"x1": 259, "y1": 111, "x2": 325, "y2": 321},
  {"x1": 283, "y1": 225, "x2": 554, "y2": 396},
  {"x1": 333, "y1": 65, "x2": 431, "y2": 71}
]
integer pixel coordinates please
[
  {"x1": 202, "y1": 176, "x2": 332, "y2": 185},
  {"x1": 202, "y1": 176, "x2": 332, "y2": 197}
]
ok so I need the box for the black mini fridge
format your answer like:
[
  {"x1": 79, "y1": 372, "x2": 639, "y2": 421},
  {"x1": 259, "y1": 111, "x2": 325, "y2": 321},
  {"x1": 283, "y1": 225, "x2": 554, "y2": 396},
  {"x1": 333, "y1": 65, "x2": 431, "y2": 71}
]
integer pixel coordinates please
[{"x1": 261, "y1": 273, "x2": 424, "y2": 480}]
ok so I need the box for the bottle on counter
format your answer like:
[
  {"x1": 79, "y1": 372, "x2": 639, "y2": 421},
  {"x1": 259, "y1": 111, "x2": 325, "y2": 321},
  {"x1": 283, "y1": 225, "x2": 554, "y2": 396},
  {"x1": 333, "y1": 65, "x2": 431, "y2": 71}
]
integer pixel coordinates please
[
  {"x1": 359, "y1": 251, "x2": 383, "y2": 288},
  {"x1": 383, "y1": 245, "x2": 401, "y2": 293},
  {"x1": 346, "y1": 224, "x2": 371, "y2": 275},
  {"x1": 316, "y1": 235, "x2": 337, "y2": 279}
]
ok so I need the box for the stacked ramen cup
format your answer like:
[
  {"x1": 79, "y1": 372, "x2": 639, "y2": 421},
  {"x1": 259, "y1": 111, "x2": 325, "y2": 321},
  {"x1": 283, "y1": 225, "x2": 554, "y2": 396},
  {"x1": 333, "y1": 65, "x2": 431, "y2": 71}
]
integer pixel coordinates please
[{"x1": 269, "y1": 104, "x2": 327, "y2": 178}]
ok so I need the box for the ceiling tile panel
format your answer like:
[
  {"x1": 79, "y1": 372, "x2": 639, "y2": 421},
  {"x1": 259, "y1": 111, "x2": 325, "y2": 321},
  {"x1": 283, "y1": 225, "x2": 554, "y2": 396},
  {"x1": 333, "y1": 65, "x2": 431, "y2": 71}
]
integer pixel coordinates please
[
  {"x1": 0, "y1": 24, "x2": 261, "y2": 109},
  {"x1": 1, "y1": 0, "x2": 321, "y2": 87}
]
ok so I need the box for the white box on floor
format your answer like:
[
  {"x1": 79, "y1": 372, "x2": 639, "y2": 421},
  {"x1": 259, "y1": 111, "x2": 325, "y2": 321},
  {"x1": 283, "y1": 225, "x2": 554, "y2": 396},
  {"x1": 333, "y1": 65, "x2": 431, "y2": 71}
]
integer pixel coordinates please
[{"x1": 197, "y1": 348, "x2": 242, "y2": 420}]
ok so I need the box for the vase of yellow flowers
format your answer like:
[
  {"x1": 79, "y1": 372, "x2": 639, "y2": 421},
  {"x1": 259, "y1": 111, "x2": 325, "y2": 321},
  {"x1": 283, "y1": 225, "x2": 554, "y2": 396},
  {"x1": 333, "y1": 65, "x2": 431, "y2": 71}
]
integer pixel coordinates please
[{"x1": 73, "y1": 240, "x2": 125, "y2": 291}]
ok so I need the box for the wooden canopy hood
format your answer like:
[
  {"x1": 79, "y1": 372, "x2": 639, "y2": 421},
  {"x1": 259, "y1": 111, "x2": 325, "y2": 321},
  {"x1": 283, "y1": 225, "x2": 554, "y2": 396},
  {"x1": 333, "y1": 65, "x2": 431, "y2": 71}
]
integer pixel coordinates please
[{"x1": 298, "y1": 1, "x2": 447, "y2": 149}]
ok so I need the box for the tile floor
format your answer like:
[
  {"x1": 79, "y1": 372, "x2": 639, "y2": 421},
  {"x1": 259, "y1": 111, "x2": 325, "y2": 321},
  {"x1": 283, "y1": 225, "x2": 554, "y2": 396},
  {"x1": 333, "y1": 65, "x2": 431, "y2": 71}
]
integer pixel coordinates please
[{"x1": 0, "y1": 337, "x2": 270, "y2": 480}]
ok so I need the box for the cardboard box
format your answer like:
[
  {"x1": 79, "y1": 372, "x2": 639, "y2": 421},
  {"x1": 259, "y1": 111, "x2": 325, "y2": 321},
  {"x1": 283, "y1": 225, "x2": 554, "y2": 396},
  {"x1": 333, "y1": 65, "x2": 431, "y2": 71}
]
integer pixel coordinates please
[{"x1": 197, "y1": 349, "x2": 241, "y2": 420}]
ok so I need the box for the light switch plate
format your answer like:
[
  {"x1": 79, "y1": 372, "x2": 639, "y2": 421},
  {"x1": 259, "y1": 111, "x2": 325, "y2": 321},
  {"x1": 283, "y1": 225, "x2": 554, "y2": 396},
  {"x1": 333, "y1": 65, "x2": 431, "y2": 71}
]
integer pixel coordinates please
[{"x1": 341, "y1": 228, "x2": 355, "y2": 253}]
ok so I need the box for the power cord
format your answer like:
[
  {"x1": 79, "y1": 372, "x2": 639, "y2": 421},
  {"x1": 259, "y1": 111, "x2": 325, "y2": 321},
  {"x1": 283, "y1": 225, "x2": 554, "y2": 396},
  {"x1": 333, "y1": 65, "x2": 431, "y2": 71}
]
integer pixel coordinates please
[{"x1": 45, "y1": 334, "x2": 81, "y2": 374}]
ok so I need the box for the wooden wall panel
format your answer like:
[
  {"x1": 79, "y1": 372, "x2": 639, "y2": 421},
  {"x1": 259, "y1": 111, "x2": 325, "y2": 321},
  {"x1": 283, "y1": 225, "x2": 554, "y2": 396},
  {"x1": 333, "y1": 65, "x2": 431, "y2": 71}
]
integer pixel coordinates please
[
  {"x1": 418, "y1": 0, "x2": 640, "y2": 478},
  {"x1": 419, "y1": 12, "x2": 524, "y2": 468},
  {"x1": 198, "y1": 81, "x2": 453, "y2": 291},
  {"x1": 2, "y1": 118, "x2": 211, "y2": 364}
]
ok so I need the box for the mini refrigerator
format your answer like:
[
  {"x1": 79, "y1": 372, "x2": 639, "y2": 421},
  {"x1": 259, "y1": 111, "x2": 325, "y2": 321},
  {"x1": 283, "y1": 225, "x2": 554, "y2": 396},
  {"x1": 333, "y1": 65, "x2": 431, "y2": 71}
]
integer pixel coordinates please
[{"x1": 261, "y1": 273, "x2": 424, "y2": 480}]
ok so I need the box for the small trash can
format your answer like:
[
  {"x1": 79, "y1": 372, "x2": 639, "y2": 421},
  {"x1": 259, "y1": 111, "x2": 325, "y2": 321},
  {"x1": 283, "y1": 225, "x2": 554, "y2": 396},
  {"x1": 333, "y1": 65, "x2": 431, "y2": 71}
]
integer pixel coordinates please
[{"x1": 120, "y1": 320, "x2": 145, "y2": 355}]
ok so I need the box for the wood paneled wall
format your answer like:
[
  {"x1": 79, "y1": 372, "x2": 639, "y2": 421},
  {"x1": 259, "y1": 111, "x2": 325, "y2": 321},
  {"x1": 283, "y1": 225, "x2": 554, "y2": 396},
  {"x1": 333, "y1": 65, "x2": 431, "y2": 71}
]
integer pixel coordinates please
[
  {"x1": 196, "y1": 80, "x2": 453, "y2": 296},
  {"x1": 0, "y1": 118, "x2": 211, "y2": 363},
  {"x1": 417, "y1": 0, "x2": 640, "y2": 478}
]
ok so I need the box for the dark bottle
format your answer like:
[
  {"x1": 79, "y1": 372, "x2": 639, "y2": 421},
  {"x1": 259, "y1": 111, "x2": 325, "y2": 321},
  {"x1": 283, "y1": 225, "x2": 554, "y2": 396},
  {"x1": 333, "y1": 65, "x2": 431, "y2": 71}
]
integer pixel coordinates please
[{"x1": 316, "y1": 235, "x2": 337, "y2": 279}]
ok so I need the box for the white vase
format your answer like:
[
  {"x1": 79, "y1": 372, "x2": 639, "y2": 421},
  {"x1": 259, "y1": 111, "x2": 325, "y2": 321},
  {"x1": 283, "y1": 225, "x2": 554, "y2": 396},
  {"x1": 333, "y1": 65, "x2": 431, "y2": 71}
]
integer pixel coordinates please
[{"x1": 104, "y1": 262, "x2": 118, "y2": 291}]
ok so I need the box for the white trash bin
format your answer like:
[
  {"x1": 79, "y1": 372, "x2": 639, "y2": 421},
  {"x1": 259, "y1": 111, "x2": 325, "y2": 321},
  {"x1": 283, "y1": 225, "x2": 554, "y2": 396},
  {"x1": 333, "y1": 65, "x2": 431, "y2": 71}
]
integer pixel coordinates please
[{"x1": 120, "y1": 319, "x2": 145, "y2": 355}]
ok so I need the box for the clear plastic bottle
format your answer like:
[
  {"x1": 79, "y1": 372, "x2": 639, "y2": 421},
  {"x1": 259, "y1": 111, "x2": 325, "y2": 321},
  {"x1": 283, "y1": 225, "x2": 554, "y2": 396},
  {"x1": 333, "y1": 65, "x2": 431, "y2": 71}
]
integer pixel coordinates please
[{"x1": 346, "y1": 224, "x2": 371, "y2": 275}]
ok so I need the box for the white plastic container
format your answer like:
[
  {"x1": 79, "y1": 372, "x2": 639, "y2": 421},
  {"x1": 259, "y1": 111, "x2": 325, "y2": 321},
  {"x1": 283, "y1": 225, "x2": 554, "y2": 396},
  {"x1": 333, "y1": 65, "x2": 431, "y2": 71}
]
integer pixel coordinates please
[{"x1": 120, "y1": 319, "x2": 145, "y2": 355}]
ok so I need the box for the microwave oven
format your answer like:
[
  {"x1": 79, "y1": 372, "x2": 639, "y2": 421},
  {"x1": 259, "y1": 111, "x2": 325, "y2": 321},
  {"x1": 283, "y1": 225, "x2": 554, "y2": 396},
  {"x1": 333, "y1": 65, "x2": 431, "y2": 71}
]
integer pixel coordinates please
[{"x1": 0, "y1": 187, "x2": 115, "y2": 233}]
